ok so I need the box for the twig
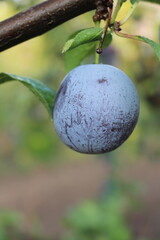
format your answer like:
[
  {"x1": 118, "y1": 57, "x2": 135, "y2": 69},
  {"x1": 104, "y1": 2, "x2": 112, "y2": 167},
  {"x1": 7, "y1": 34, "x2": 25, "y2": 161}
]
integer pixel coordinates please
[
  {"x1": 96, "y1": 1, "x2": 113, "y2": 54},
  {"x1": 0, "y1": 0, "x2": 96, "y2": 52}
]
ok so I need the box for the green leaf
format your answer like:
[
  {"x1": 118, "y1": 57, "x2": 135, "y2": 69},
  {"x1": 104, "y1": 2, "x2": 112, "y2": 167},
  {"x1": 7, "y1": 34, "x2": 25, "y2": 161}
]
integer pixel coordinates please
[
  {"x1": 103, "y1": 33, "x2": 113, "y2": 49},
  {"x1": 115, "y1": 31, "x2": 160, "y2": 61},
  {"x1": 64, "y1": 33, "x2": 112, "y2": 72},
  {"x1": 130, "y1": 0, "x2": 137, "y2": 4},
  {"x1": 64, "y1": 42, "x2": 96, "y2": 72},
  {"x1": 141, "y1": 0, "x2": 159, "y2": 3},
  {"x1": 136, "y1": 36, "x2": 160, "y2": 60},
  {"x1": 62, "y1": 27, "x2": 103, "y2": 53},
  {"x1": 0, "y1": 73, "x2": 56, "y2": 118}
]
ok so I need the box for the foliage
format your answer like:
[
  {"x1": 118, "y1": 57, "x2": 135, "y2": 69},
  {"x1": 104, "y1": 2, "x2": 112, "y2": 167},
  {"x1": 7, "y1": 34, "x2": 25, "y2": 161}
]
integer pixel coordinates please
[
  {"x1": 0, "y1": 210, "x2": 23, "y2": 240},
  {"x1": 62, "y1": 174, "x2": 146, "y2": 240},
  {"x1": 136, "y1": 36, "x2": 160, "y2": 60},
  {"x1": 64, "y1": 33, "x2": 112, "y2": 71},
  {"x1": 142, "y1": 0, "x2": 159, "y2": 3},
  {"x1": 114, "y1": 33, "x2": 160, "y2": 60},
  {"x1": 62, "y1": 192, "x2": 132, "y2": 240},
  {"x1": 0, "y1": 73, "x2": 56, "y2": 117},
  {"x1": 62, "y1": 28, "x2": 103, "y2": 53},
  {"x1": 0, "y1": 210, "x2": 49, "y2": 240}
]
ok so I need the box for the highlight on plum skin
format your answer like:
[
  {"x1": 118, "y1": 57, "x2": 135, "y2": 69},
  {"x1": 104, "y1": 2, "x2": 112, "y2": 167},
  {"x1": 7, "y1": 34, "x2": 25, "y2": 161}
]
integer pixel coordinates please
[{"x1": 53, "y1": 64, "x2": 140, "y2": 154}]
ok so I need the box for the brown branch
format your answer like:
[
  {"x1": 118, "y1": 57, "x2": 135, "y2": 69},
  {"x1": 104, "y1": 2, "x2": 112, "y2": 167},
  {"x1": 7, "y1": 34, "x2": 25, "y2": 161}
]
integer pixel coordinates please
[{"x1": 0, "y1": 0, "x2": 96, "y2": 52}]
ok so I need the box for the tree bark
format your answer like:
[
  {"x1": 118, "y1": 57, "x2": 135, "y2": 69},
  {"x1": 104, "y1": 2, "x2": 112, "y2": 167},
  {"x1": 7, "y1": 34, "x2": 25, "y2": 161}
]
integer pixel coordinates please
[{"x1": 0, "y1": 0, "x2": 96, "y2": 52}]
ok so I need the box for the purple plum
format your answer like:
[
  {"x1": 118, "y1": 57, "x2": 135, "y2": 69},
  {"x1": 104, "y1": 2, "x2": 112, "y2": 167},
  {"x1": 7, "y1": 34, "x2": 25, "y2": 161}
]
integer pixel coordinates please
[{"x1": 53, "y1": 64, "x2": 140, "y2": 154}]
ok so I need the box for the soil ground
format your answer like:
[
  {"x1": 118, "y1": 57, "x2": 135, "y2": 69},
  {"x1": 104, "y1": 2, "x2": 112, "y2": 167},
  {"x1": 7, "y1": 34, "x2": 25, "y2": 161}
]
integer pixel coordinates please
[{"x1": 0, "y1": 158, "x2": 160, "y2": 239}]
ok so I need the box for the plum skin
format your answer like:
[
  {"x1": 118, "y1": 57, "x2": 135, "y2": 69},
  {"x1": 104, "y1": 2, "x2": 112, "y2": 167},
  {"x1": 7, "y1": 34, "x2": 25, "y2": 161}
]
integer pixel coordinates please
[{"x1": 53, "y1": 64, "x2": 140, "y2": 154}]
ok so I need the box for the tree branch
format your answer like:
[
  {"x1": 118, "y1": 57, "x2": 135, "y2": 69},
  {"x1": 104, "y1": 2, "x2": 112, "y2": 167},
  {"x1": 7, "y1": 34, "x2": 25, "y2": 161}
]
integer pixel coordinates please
[{"x1": 0, "y1": 0, "x2": 96, "y2": 52}]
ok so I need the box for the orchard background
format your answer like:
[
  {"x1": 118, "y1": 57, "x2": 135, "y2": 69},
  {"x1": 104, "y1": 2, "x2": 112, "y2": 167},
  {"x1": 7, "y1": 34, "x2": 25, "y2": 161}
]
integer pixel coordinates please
[{"x1": 0, "y1": 0, "x2": 159, "y2": 239}]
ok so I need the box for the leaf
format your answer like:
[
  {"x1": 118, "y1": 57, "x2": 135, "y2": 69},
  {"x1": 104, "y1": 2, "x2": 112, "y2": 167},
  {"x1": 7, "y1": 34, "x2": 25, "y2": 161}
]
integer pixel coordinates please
[
  {"x1": 64, "y1": 33, "x2": 113, "y2": 72},
  {"x1": 62, "y1": 27, "x2": 103, "y2": 53},
  {"x1": 64, "y1": 42, "x2": 96, "y2": 72},
  {"x1": 136, "y1": 36, "x2": 160, "y2": 60},
  {"x1": 141, "y1": 0, "x2": 159, "y2": 3},
  {"x1": 130, "y1": 0, "x2": 137, "y2": 4},
  {"x1": 115, "y1": 31, "x2": 160, "y2": 61},
  {"x1": 103, "y1": 33, "x2": 113, "y2": 49},
  {"x1": 0, "y1": 73, "x2": 56, "y2": 118}
]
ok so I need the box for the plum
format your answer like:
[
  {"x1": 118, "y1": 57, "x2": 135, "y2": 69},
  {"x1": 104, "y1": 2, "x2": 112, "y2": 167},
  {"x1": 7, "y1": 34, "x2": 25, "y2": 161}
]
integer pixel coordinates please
[{"x1": 53, "y1": 64, "x2": 140, "y2": 154}]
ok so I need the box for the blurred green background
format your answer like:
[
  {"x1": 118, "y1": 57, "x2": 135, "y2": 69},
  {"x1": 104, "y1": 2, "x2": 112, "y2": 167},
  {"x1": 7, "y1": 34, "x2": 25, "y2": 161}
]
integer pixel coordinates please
[{"x1": 0, "y1": 0, "x2": 159, "y2": 239}]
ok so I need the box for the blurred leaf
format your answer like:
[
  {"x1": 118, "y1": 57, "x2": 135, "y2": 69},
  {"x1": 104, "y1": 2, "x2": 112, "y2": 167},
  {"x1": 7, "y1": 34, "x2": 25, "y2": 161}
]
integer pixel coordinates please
[
  {"x1": 0, "y1": 210, "x2": 21, "y2": 228},
  {"x1": 0, "y1": 73, "x2": 56, "y2": 118},
  {"x1": 115, "y1": 31, "x2": 160, "y2": 61},
  {"x1": 141, "y1": 0, "x2": 160, "y2": 3},
  {"x1": 136, "y1": 36, "x2": 160, "y2": 60},
  {"x1": 62, "y1": 27, "x2": 103, "y2": 53},
  {"x1": 130, "y1": 0, "x2": 137, "y2": 3},
  {"x1": 63, "y1": 193, "x2": 131, "y2": 240}
]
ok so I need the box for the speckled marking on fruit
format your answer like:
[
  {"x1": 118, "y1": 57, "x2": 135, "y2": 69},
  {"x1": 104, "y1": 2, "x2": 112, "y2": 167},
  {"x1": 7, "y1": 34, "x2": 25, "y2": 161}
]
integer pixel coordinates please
[{"x1": 98, "y1": 78, "x2": 108, "y2": 84}]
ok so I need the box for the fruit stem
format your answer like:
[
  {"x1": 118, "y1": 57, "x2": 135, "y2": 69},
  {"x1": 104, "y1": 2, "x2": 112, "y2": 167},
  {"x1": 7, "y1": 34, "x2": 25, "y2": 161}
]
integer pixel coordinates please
[
  {"x1": 95, "y1": 21, "x2": 100, "y2": 64},
  {"x1": 95, "y1": 42, "x2": 100, "y2": 64}
]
